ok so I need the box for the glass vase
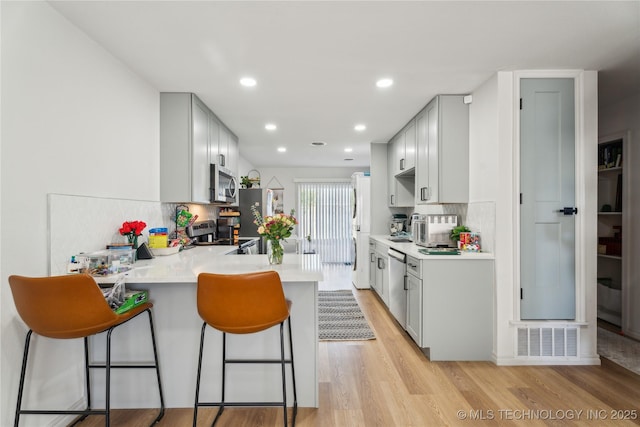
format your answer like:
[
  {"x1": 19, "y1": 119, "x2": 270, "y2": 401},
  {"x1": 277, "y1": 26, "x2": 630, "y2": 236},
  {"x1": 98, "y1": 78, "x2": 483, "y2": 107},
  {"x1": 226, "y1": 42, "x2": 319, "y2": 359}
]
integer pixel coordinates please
[
  {"x1": 267, "y1": 239, "x2": 284, "y2": 265},
  {"x1": 127, "y1": 235, "x2": 139, "y2": 262}
]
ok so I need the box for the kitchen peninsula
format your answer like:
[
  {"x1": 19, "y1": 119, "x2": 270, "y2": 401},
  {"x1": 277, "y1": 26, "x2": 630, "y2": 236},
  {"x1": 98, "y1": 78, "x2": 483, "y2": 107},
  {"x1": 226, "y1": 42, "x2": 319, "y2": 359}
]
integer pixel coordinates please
[{"x1": 92, "y1": 247, "x2": 323, "y2": 410}]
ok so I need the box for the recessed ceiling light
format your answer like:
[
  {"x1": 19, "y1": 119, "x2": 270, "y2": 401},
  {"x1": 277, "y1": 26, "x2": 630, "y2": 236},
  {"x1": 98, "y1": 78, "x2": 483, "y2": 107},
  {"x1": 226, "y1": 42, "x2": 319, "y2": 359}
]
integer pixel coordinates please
[
  {"x1": 344, "y1": 158, "x2": 354, "y2": 161},
  {"x1": 311, "y1": 141, "x2": 326, "y2": 146},
  {"x1": 376, "y1": 78, "x2": 393, "y2": 88},
  {"x1": 344, "y1": 148, "x2": 353, "y2": 153},
  {"x1": 354, "y1": 124, "x2": 366, "y2": 132},
  {"x1": 240, "y1": 77, "x2": 257, "y2": 87},
  {"x1": 265, "y1": 123, "x2": 277, "y2": 131},
  {"x1": 277, "y1": 147, "x2": 287, "y2": 153}
]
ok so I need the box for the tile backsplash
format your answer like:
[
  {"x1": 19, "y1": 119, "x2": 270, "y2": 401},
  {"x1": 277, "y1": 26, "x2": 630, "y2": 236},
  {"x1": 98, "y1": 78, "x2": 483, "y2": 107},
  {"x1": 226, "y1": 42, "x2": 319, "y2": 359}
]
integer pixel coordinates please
[
  {"x1": 413, "y1": 202, "x2": 495, "y2": 253},
  {"x1": 48, "y1": 194, "x2": 224, "y2": 276}
]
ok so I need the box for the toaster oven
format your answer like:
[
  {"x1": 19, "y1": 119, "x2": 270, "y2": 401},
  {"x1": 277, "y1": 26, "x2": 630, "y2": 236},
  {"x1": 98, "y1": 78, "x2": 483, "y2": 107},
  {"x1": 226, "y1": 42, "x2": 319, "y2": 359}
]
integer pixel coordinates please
[{"x1": 414, "y1": 214, "x2": 458, "y2": 248}]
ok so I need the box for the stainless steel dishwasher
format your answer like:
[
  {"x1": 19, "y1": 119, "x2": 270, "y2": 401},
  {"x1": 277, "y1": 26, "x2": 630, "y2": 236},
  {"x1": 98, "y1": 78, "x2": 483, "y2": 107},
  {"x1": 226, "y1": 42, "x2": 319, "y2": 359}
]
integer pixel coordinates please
[{"x1": 387, "y1": 248, "x2": 407, "y2": 329}]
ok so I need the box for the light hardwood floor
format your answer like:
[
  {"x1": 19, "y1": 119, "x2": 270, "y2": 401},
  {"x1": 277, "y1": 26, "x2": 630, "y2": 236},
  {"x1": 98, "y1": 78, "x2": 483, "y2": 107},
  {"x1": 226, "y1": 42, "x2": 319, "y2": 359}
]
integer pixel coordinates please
[{"x1": 71, "y1": 265, "x2": 640, "y2": 426}]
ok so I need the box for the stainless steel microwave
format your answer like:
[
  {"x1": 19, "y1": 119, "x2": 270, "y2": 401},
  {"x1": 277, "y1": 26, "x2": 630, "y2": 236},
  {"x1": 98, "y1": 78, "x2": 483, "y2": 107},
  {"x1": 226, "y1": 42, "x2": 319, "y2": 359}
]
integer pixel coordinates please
[{"x1": 210, "y1": 163, "x2": 238, "y2": 204}]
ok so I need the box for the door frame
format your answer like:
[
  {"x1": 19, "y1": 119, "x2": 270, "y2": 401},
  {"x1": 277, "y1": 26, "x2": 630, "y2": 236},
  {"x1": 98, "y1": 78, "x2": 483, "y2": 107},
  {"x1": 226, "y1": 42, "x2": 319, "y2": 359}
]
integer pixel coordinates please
[{"x1": 513, "y1": 70, "x2": 590, "y2": 323}]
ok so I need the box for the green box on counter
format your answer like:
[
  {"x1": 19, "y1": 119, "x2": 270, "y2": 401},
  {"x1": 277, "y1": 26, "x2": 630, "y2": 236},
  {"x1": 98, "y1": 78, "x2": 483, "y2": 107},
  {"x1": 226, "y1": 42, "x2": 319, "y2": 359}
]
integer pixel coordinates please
[{"x1": 115, "y1": 290, "x2": 148, "y2": 314}]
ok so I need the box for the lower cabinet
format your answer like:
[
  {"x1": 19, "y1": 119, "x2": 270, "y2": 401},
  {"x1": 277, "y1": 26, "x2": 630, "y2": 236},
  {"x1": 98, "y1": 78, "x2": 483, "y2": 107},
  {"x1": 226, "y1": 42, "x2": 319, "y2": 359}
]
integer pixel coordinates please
[
  {"x1": 370, "y1": 240, "x2": 390, "y2": 306},
  {"x1": 406, "y1": 256, "x2": 423, "y2": 346},
  {"x1": 369, "y1": 241, "x2": 377, "y2": 290},
  {"x1": 375, "y1": 253, "x2": 389, "y2": 306},
  {"x1": 420, "y1": 258, "x2": 493, "y2": 361}
]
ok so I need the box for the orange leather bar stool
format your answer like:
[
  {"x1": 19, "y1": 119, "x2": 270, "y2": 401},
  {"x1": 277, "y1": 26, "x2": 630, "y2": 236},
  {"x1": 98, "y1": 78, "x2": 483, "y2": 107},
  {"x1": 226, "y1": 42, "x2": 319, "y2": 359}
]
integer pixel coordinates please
[
  {"x1": 194, "y1": 271, "x2": 297, "y2": 427},
  {"x1": 8, "y1": 274, "x2": 165, "y2": 427}
]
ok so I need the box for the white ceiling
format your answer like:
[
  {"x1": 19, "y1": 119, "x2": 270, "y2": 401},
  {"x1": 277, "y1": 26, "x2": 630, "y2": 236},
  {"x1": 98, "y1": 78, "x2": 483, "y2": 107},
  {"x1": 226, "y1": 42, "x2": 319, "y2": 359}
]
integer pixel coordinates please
[{"x1": 49, "y1": 1, "x2": 640, "y2": 169}]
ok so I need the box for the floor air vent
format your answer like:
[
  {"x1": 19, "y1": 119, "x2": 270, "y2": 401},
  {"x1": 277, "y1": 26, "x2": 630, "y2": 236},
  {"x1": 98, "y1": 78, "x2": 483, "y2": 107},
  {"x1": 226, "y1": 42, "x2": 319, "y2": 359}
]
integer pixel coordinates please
[{"x1": 517, "y1": 327, "x2": 578, "y2": 357}]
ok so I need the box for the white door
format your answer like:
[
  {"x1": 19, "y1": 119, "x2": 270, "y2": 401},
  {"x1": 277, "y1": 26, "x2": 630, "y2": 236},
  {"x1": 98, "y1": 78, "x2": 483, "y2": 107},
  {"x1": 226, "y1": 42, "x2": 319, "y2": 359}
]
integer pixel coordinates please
[{"x1": 520, "y1": 78, "x2": 576, "y2": 320}]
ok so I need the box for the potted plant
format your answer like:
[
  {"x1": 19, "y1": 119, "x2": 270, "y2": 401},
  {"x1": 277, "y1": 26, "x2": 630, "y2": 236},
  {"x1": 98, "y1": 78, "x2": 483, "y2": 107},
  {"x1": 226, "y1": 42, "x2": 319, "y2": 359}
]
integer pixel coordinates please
[
  {"x1": 240, "y1": 176, "x2": 252, "y2": 188},
  {"x1": 450, "y1": 225, "x2": 471, "y2": 245}
]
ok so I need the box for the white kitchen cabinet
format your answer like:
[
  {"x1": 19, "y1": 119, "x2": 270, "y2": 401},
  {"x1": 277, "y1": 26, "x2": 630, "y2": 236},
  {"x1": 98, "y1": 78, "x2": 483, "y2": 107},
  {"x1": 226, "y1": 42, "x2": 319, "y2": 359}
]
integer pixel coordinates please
[
  {"x1": 390, "y1": 119, "x2": 417, "y2": 176},
  {"x1": 387, "y1": 138, "x2": 398, "y2": 206},
  {"x1": 421, "y1": 258, "x2": 493, "y2": 361},
  {"x1": 210, "y1": 114, "x2": 239, "y2": 176},
  {"x1": 415, "y1": 95, "x2": 469, "y2": 204},
  {"x1": 372, "y1": 242, "x2": 390, "y2": 305},
  {"x1": 387, "y1": 135, "x2": 414, "y2": 208},
  {"x1": 160, "y1": 93, "x2": 213, "y2": 203},
  {"x1": 405, "y1": 256, "x2": 422, "y2": 346},
  {"x1": 369, "y1": 239, "x2": 377, "y2": 290},
  {"x1": 218, "y1": 125, "x2": 239, "y2": 173},
  {"x1": 208, "y1": 113, "x2": 220, "y2": 171},
  {"x1": 161, "y1": 93, "x2": 239, "y2": 203},
  {"x1": 402, "y1": 119, "x2": 416, "y2": 172}
]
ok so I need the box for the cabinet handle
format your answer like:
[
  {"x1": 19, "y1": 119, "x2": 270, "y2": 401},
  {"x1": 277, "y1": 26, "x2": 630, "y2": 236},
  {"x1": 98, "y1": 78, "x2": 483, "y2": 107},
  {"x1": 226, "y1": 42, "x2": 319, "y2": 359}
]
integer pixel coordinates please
[
  {"x1": 400, "y1": 158, "x2": 405, "y2": 170},
  {"x1": 219, "y1": 154, "x2": 225, "y2": 167},
  {"x1": 370, "y1": 253, "x2": 375, "y2": 262},
  {"x1": 408, "y1": 263, "x2": 417, "y2": 268},
  {"x1": 420, "y1": 187, "x2": 430, "y2": 201},
  {"x1": 403, "y1": 274, "x2": 408, "y2": 291},
  {"x1": 390, "y1": 195, "x2": 395, "y2": 205}
]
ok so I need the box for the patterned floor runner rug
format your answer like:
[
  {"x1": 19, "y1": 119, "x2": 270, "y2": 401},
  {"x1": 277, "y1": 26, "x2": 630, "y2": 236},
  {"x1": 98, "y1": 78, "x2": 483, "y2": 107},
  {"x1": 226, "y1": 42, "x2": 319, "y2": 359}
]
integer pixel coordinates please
[
  {"x1": 597, "y1": 327, "x2": 640, "y2": 376},
  {"x1": 318, "y1": 290, "x2": 375, "y2": 341}
]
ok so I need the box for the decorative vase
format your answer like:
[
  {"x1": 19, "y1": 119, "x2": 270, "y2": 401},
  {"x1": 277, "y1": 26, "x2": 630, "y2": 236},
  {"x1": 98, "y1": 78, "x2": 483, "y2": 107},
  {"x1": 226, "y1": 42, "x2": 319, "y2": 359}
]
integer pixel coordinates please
[
  {"x1": 267, "y1": 239, "x2": 284, "y2": 265},
  {"x1": 127, "y1": 235, "x2": 139, "y2": 262}
]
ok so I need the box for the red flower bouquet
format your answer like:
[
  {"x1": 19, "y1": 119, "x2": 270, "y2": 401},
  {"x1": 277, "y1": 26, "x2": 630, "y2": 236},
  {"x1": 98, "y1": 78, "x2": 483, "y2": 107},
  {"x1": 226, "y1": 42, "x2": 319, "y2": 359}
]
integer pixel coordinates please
[{"x1": 119, "y1": 220, "x2": 146, "y2": 248}]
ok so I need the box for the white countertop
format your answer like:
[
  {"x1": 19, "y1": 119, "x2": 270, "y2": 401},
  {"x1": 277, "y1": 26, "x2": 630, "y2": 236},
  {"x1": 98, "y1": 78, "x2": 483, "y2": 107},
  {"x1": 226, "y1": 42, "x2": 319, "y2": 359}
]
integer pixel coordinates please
[
  {"x1": 94, "y1": 245, "x2": 324, "y2": 284},
  {"x1": 370, "y1": 235, "x2": 494, "y2": 260}
]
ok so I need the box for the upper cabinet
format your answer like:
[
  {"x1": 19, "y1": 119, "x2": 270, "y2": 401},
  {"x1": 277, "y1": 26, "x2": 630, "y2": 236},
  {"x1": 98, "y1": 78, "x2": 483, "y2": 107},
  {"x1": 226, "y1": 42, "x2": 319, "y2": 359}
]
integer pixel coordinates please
[
  {"x1": 160, "y1": 92, "x2": 238, "y2": 203},
  {"x1": 402, "y1": 119, "x2": 416, "y2": 172},
  {"x1": 415, "y1": 95, "x2": 469, "y2": 204},
  {"x1": 389, "y1": 120, "x2": 416, "y2": 176},
  {"x1": 387, "y1": 134, "x2": 414, "y2": 207},
  {"x1": 218, "y1": 124, "x2": 239, "y2": 176}
]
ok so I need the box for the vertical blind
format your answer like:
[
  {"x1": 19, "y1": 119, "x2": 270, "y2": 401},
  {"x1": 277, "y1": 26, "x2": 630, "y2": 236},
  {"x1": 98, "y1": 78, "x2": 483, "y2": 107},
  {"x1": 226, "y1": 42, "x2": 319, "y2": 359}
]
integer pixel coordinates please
[{"x1": 296, "y1": 181, "x2": 353, "y2": 264}]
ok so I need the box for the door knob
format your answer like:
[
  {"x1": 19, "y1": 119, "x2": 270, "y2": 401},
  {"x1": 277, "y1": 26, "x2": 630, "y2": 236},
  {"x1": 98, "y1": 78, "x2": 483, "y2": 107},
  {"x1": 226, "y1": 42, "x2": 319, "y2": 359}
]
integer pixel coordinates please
[{"x1": 556, "y1": 207, "x2": 578, "y2": 215}]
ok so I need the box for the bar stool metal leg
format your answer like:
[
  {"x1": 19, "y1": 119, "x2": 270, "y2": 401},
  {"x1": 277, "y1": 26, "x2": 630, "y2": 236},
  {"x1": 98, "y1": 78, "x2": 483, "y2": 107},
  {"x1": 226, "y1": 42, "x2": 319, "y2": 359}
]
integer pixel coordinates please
[
  {"x1": 14, "y1": 331, "x2": 32, "y2": 427},
  {"x1": 279, "y1": 323, "x2": 287, "y2": 427},
  {"x1": 288, "y1": 318, "x2": 298, "y2": 426},
  {"x1": 147, "y1": 310, "x2": 166, "y2": 424}
]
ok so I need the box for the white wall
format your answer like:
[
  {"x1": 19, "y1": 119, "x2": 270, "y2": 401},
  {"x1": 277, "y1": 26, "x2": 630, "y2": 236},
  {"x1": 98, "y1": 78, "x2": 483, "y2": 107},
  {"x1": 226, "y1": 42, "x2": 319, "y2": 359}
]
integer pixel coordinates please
[
  {"x1": 599, "y1": 91, "x2": 640, "y2": 339},
  {"x1": 1, "y1": 2, "x2": 160, "y2": 425},
  {"x1": 251, "y1": 166, "x2": 366, "y2": 216}
]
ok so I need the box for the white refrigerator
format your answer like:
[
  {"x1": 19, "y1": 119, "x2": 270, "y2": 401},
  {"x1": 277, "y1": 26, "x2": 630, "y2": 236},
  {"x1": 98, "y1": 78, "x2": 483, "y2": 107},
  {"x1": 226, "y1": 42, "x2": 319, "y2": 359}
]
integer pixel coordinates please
[{"x1": 351, "y1": 172, "x2": 371, "y2": 289}]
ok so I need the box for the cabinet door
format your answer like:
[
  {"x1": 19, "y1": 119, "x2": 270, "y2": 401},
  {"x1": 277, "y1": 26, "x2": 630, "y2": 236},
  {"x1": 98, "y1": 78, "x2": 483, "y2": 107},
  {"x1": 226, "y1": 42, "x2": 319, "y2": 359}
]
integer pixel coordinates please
[
  {"x1": 394, "y1": 132, "x2": 405, "y2": 175},
  {"x1": 426, "y1": 97, "x2": 440, "y2": 203},
  {"x1": 227, "y1": 134, "x2": 239, "y2": 176},
  {"x1": 437, "y1": 96, "x2": 469, "y2": 204},
  {"x1": 387, "y1": 141, "x2": 397, "y2": 206},
  {"x1": 375, "y1": 255, "x2": 388, "y2": 304},
  {"x1": 403, "y1": 120, "x2": 416, "y2": 171},
  {"x1": 369, "y1": 249, "x2": 377, "y2": 290},
  {"x1": 406, "y1": 273, "x2": 422, "y2": 346},
  {"x1": 209, "y1": 114, "x2": 220, "y2": 170},
  {"x1": 369, "y1": 240, "x2": 377, "y2": 289},
  {"x1": 376, "y1": 253, "x2": 390, "y2": 306},
  {"x1": 415, "y1": 107, "x2": 429, "y2": 204},
  {"x1": 218, "y1": 126, "x2": 230, "y2": 168},
  {"x1": 191, "y1": 96, "x2": 211, "y2": 203}
]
